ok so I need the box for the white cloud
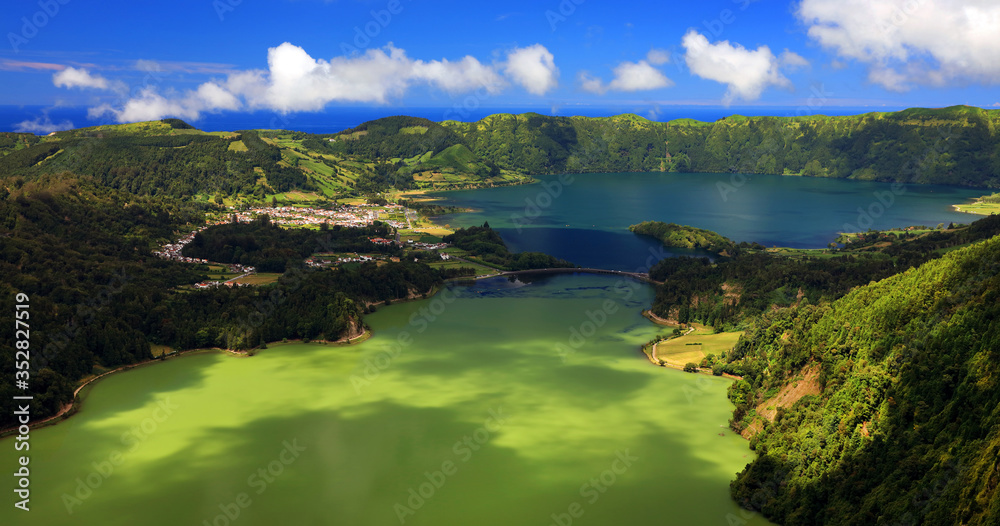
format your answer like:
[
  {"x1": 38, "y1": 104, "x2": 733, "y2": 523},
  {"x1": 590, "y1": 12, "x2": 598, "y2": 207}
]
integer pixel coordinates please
[
  {"x1": 196, "y1": 82, "x2": 241, "y2": 111},
  {"x1": 867, "y1": 67, "x2": 910, "y2": 92},
  {"x1": 92, "y1": 89, "x2": 204, "y2": 123},
  {"x1": 646, "y1": 48, "x2": 671, "y2": 66},
  {"x1": 681, "y1": 30, "x2": 792, "y2": 105},
  {"x1": 578, "y1": 72, "x2": 607, "y2": 94},
  {"x1": 503, "y1": 44, "x2": 559, "y2": 96},
  {"x1": 797, "y1": 0, "x2": 1000, "y2": 90},
  {"x1": 609, "y1": 61, "x2": 673, "y2": 91},
  {"x1": 245, "y1": 43, "x2": 507, "y2": 112},
  {"x1": 780, "y1": 49, "x2": 810, "y2": 69},
  {"x1": 14, "y1": 115, "x2": 74, "y2": 134},
  {"x1": 89, "y1": 82, "x2": 242, "y2": 123},
  {"x1": 581, "y1": 59, "x2": 673, "y2": 94},
  {"x1": 64, "y1": 43, "x2": 555, "y2": 123},
  {"x1": 52, "y1": 67, "x2": 111, "y2": 90}
]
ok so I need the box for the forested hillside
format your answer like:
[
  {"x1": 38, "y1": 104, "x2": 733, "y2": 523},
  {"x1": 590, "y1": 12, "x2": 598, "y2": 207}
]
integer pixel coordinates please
[
  {"x1": 724, "y1": 234, "x2": 1000, "y2": 525},
  {"x1": 441, "y1": 106, "x2": 1000, "y2": 187},
  {"x1": 0, "y1": 124, "x2": 310, "y2": 198},
  {"x1": 644, "y1": 215, "x2": 1000, "y2": 329},
  {"x1": 0, "y1": 175, "x2": 445, "y2": 429},
  {"x1": 5, "y1": 107, "x2": 1000, "y2": 200}
]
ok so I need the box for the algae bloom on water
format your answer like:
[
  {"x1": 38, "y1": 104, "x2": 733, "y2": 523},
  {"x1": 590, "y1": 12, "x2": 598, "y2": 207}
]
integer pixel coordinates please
[{"x1": 3, "y1": 274, "x2": 771, "y2": 526}]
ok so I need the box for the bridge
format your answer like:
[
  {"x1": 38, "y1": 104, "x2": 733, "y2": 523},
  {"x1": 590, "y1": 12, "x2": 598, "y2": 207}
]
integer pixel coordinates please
[{"x1": 488, "y1": 267, "x2": 659, "y2": 285}]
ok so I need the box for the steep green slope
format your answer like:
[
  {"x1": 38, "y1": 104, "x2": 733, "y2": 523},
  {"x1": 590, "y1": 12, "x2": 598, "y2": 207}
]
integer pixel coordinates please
[
  {"x1": 643, "y1": 216, "x2": 1000, "y2": 329},
  {"x1": 323, "y1": 115, "x2": 465, "y2": 159},
  {"x1": 443, "y1": 106, "x2": 1000, "y2": 187},
  {"x1": 725, "y1": 235, "x2": 1000, "y2": 525},
  {"x1": 317, "y1": 116, "x2": 512, "y2": 189},
  {"x1": 1, "y1": 121, "x2": 314, "y2": 198}
]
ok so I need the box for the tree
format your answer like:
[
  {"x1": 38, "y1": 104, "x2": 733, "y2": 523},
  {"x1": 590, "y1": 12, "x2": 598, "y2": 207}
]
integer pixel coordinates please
[{"x1": 683, "y1": 362, "x2": 699, "y2": 373}]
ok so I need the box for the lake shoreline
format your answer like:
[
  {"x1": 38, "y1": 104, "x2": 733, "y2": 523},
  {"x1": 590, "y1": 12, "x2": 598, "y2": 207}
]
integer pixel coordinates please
[{"x1": 0, "y1": 327, "x2": 381, "y2": 438}]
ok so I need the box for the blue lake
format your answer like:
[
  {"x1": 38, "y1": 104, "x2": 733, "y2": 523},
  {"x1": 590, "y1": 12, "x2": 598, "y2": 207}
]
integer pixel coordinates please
[{"x1": 430, "y1": 172, "x2": 984, "y2": 269}]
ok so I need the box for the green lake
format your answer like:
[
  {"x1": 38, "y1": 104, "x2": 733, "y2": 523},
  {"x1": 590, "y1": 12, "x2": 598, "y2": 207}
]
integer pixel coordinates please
[{"x1": 3, "y1": 274, "x2": 770, "y2": 525}]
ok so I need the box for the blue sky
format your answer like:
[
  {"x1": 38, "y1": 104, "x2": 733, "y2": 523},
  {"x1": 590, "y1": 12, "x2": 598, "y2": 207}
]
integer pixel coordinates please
[{"x1": 2, "y1": 0, "x2": 999, "y2": 132}]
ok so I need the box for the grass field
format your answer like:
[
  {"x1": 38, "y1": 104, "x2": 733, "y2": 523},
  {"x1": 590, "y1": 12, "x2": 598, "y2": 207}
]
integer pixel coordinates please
[
  {"x1": 232, "y1": 273, "x2": 282, "y2": 285},
  {"x1": 227, "y1": 140, "x2": 248, "y2": 152},
  {"x1": 953, "y1": 201, "x2": 1000, "y2": 215},
  {"x1": 427, "y1": 259, "x2": 498, "y2": 277},
  {"x1": 655, "y1": 331, "x2": 744, "y2": 368},
  {"x1": 410, "y1": 221, "x2": 453, "y2": 236},
  {"x1": 270, "y1": 190, "x2": 327, "y2": 202}
]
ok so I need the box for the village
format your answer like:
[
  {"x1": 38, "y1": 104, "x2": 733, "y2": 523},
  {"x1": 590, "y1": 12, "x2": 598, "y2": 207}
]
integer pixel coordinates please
[
  {"x1": 225, "y1": 203, "x2": 409, "y2": 230},
  {"x1": 153, "y1": 203, "x2": 447, "y2": 287}
]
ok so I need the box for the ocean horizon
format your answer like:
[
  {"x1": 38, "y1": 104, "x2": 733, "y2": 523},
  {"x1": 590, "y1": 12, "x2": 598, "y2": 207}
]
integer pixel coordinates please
[{"x1": 2, "y1": 104, "x2": 901, "y2": 135}]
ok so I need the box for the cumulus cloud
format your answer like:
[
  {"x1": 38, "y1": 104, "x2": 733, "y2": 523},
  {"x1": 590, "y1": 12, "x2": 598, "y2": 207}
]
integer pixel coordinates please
[
  {"x1": 237, "y1": 43, "x2": 509, "y2": 112},
  {"x1": 798, "y1": 0, "x2": 1000, "y2": 90},
  {"x1": 14, "y1": 115, "x2": 74, "y2": 134},
  {"x1": 580, "y1": 60, "x2": 672, "y2": 94},
  {"x1": 52, "y1": 67, "x2": 112, "y2": 90},
  {"x1": 579, "y1": 49, "x2": 673, "y2": 94},
  {"x1": 60, "y1": 43, "x2": 555, "y2": 122},
  {"x1": 608, "y1": 61, "x2": 673, "y2": 91},
  {"x1": 503, "y1": 44, "x2": 559, "y2": 95},
  {"x1": 681, "y1": 30, "x2": 792, "y2": 104}
]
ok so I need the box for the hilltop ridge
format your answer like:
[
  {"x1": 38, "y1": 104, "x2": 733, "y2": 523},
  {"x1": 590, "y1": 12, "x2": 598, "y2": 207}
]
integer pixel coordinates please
[{"x1": 2, "y1": 105, "x2": 999, "y2": 207}]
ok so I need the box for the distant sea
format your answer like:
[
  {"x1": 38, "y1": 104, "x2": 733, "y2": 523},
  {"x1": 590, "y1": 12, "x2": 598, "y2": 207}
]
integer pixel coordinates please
[{"x1": 0, "y1": 104, "x2": 897, "y2": 135}]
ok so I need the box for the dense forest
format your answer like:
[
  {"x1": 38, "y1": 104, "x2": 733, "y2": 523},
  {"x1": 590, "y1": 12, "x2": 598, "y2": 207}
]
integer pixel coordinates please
[
  {"x1": 723, "y1": 235, "x2": 1000, "y2": 525},
  {"x1": 627, "y1": 215, "x2": 1000, "y2": 523},
  {"x1": 442, "y1": 106, "x2": 1000, "y2": 188},
  {"x1": 0, "y1": 175, "x2": 445, "y2": 429},
  {"x1": 443, "y1": 223, "x2": 576, "y2": 270},
  {"x1": 0, "y1": 122, "x2": 311, "y2": 199},
  {"x1": 644, "y1": 215, "x2": 1000, "y2": 329},
  {"x1": 5, "y1": 107, "x2": 1000, "y2": 202}
]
